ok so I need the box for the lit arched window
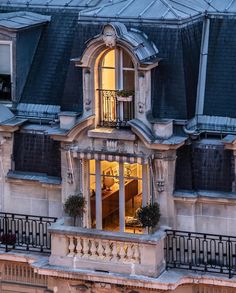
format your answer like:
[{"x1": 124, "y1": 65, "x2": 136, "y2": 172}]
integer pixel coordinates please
[{"x1": 98, "y1": 47, "x2": 134, "y2": 128}]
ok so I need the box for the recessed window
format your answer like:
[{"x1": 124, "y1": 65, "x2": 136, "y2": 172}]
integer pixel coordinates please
[
  {"x1": 0, "y1": 42, "x2": 11, "y2": 101},
  {"x1": 175, "y1": 142, "x2": 233, "y2": 192},
  {"x1": 13, "y1": 132, "x2": 61, "y2": 178}
]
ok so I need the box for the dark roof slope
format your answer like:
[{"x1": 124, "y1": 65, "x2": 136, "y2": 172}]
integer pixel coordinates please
[
  {"x1": 151, "y1": 20, "x2": 202, "y2": 119},
  {"x1": 21, "y1": 11, "x2": 79, "y2": 108},
  {"x1": 204, "y1": 18, "x2": 236, "y2": 118}
]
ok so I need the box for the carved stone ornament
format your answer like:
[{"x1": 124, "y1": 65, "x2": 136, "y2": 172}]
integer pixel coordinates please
[
  {"x1": 102, "y1": 25, "x2": 117, "y2": 48},
  {"x1": 138, "y1": 102, "x2": 145, "y2": 113}
]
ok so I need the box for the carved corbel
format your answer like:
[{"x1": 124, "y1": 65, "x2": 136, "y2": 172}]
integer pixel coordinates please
[
  {"x1": 154, "y1": 158, "x2": 165, "y2": 193},
  {"x1": 84, "y1": 68, "x2": 91, "y2": 111},
  {"x1": 138, "y1": 71, "x2": 146, "y2": 113}
]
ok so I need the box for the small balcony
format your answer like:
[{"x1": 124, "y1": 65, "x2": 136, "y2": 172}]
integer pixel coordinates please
[
  {"x1": 49, "y1": 219, "x2": 166, "y2": 278},
  {"x1": 98, "y1": 89, "x2": 134, "y2": 128},
  {"x1": 2, "y1": 212, "x2": 236, "y2": 280}
]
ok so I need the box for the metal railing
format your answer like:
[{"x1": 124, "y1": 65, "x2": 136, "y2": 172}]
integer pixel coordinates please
[
  {"x1": 0, "y1": 212, "x2": 57, "y2": 253},
  {"x1": 165, "y1": 230, "x2": 236, "y2": 278},
  {"x1": 98, "y1": 89, "x2": 134, "y2": 128}
]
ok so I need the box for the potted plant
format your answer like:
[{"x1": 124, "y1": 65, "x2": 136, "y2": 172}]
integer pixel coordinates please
[
  {"x1": 0, "y1": 233, "x2": 16, "y2": 250},
  {"x1": 116, "y1": 90, "x2": 134, "y2": 102},
  {"x1": 137, "y1": 202, "x2": 161, "y2": 233},
  {"x1": 64, "y1": 194, "x2": 86, "y2": 226}
]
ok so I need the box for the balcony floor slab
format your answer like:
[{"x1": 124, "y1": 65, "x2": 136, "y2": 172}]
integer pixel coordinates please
[{"x1": 88, "y1": 127, "x2": 136, "y2": 141}]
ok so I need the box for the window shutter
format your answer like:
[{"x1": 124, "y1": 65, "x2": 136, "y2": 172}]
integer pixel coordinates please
[{"x1": 0, "y1": 44, "x2": 10, "y2": 75}]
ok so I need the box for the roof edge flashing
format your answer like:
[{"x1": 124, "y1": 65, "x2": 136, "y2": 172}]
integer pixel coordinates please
[{"x1": 79, "y1": 22, "x2": 159, "y2": 67}]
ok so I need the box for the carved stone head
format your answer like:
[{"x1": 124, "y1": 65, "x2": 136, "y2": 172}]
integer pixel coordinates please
[{"x1": 102, "y1": 25, "x2": 117, "y2": 48}]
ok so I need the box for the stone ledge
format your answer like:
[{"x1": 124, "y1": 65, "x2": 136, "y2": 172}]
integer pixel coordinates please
[
  {"x1": 49, "y1": 220, "x2": 166, "y2": 245},
  {"x1": 174, "y1": 190, "x2": 236, "y2": 203},
  {"x1": 88, "y1": 127, "x2": 136, "y2": 141},
  {"x1": 6, "y1": 171, "x2": 61, "y2": 187}
]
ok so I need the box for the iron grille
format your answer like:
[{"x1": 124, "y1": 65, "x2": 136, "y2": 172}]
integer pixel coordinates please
[
  {"x1": 165, "y1": 230, "x2": 236, "y2": 278},
  {"x1": 98, "y1": 89, "x2": 134, "y2": 128},
  {"x1": 0, "y1": 212, "x2": 57, "y2": 253}
]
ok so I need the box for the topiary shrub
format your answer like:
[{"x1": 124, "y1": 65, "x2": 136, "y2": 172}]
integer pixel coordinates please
[
  {"x1": 0, "y1": 233, "x2": 16, "y2": 245},
  {"x1": 137, "y1": 202, "x2": 161, "y2": 233},
  {"x1": 64, "y1": 194, "x2": 86, "y2": 226}
]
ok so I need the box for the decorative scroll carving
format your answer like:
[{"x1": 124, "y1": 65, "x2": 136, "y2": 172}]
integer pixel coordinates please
[{"x1": 154, "y1": 158, "x2": 165, "y2": 193}]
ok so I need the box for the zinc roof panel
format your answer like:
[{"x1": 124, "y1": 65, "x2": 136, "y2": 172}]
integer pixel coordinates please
[
  {"x1": 213, "y1": 0, "x2": 236, "y2": 12},
  {"x1": 0, "y1": 12, "x2": 50, "y2": 29}
]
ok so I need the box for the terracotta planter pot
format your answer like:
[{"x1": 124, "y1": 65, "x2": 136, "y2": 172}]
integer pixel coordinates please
[{"x1": 117, "y1": 95, "x2": 133, "y2": 102}]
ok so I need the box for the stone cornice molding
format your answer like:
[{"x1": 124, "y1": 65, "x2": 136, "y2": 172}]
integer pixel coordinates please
[{"x1": 49, "y1": 115, "x2": 95, "y2": 142}]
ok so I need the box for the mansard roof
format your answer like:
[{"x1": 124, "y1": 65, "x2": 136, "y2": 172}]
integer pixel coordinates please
[
  {"x1": 80, "y1": 0, "x2": 236, "y2": 22},
  {"x1": 0, "y1": 0, "x2": 236, "y2": 123},
  {"x1": 0, "y1": 0, "x2": 114, "y2": 9}
]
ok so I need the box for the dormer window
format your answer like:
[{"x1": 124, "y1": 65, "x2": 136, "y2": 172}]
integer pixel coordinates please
[
  {"x1": 75, "y1": 22, "x2": 159, "y2": 128},
  {"x1": 0, "y1": 42, "x2": 11, "y2": 102},
  {"x1": 98, "y1": 48, "x2": 135, "y2": 127}
]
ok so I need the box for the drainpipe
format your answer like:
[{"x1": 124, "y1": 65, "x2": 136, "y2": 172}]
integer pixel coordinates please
[{"x1": 195, "y1": 16, "x2": 210, "y2": 116}]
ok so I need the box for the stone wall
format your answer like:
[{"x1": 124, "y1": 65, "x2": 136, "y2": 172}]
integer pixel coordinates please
[
  {"x1": 174, "y1": 195, "x2": 236, "y2": 235},
  {"x1": 0, "y1": 133, "x2": 62, "y2": 218}
]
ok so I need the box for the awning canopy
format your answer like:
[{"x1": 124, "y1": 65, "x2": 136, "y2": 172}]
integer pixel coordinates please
[{"x1": 72, "y1": 149, "x2": 149, "y2": 164}]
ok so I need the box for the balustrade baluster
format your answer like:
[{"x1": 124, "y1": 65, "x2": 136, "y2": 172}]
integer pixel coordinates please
[
  {"x1": 75, "y1": 237, "x2": 83, "y2": 257},
  {"x1": 90, "y1": 239, "x2": 97, "y2": 259},
  {"x1": 126, "y1": 243, "x2": 133, "y2": 262},
  {"x1": 82, "y1": 238, "x2": 90, "y2": 258},
  {"x1": 68, "y1": 236, "x2": 75, "y2": 257},
  {"x1": 133, "y1": 244, "x2": 140, "y2": 263},
  {"x1": 111, "y1": 242, "x2": 119, "y2": 262},
  {"x1": 97, "y1": 239, "x2": 104, "y2": 260},
  {"x1": 104, "y1": 240, "x2": 111, "y2": 261},
  {"x1": 119, "y1": 242, "x2": 126, "y2": 262}
]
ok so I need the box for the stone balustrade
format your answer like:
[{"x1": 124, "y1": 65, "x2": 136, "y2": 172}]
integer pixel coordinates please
[{"x1": 49, "y1": 220, "x2": 166, "y2": 277}]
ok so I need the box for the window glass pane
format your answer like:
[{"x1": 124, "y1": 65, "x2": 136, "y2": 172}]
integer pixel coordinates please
[
  {"x1": 101, "y1": 49, "x2": 115, "y2": 68},
  {"x1": 89, "y1": 160, "x2": 95, "y2": 175},
  {"x1": 0, "y1": 44, "x2": 10, "y2": 74},
  {"x1": 124, "y1": 163, "x2": 143, "y2": 234},
  {"x1": 124, "y1": 163, "x2": 142, "y2": 179},
  {"x1": 100, "y1": 161, "x2": 119, "y2": 231},
  {"x1": 123, "y1": 50, "x2": 134, "y2": 68},
  {"x1": 123, "y1": 70, "x2": 134, "y2": 91},
  {"x1": 90, "y1": 174, "x2": 96, "y2": 228},
  {"x1": 101, "y1": 68, "x2": 115, "y2": 90},
  {"x1": 101, "y1": 161, "x2": 119, "y2": 178}
]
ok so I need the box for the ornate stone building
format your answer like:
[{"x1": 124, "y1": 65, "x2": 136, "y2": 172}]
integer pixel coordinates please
[{"x1": 0, "y1": 0, "x2": 236, "y2": 292}]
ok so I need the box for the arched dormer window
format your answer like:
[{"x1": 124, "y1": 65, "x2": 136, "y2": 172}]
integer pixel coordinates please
[
  {"x1": 74, "y1": 23, "x2": 160, "y2": 128},
  {"x1": 98, "y1": 47, "x2": 135, "y2": 127}
]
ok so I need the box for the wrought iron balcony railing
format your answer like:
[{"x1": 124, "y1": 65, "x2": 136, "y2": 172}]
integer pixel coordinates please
[
  {"x1": 165, "y1": 229, "x2": 236, "y2": 278},
  {"x1": 98, "y1": 89, "x2": 134, "y2": 128},
  {"x1": 0, "y1": 212, "x2": 57, "y2": 253}
]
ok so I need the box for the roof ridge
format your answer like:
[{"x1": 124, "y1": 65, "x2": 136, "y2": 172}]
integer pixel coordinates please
[
  {"x1": 169, "y1": 0, "x2": 202, "y2": 14},
  {"x1": 202, "y1": 0, "x2": 219, "y2": 12},
  {"x1": 159, "y1": 0, "x2": 181, "y2": 18}
]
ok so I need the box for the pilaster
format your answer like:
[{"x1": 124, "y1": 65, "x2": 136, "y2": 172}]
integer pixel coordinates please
[{"x1": 153, "y1": 150, "x2": 177, "y2": 228}]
